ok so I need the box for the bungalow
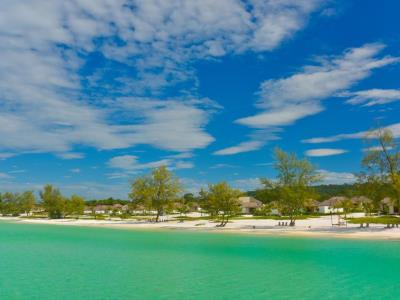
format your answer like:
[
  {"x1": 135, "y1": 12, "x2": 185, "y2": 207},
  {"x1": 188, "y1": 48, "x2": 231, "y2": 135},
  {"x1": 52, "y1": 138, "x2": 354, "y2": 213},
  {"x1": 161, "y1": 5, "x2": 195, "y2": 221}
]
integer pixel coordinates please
[
  {"x1": 318, "y1": 197, "x2": 345, "y2": 214},
  {"x1": 381, "y1": 197, "x2": 396, "y2": 214},
  {"x1": 351, "y1": 196, "x2": 372, "y2": 206},
  {"x1": 238, "y1": 196, "x2": 263, "y2": 214},
  {"x1": 83, "y1": 206, "x2": 93, "y2": 214},
  {"x1": 111, "y1": 204, "x2": 126, "y2": 214},
  {"x1": 304, "y1": 199, "x2": 319, "y2": 213},
  {"x1": 93, "y1": 205, "x2": 111, "y2": 214}
]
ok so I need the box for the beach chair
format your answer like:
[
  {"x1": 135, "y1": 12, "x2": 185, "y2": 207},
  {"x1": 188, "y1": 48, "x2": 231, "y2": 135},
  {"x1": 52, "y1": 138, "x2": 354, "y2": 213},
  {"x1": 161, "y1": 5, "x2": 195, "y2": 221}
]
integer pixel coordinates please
[{"x1": 278, "y1": 222, "x2": 281, "y2": 226}]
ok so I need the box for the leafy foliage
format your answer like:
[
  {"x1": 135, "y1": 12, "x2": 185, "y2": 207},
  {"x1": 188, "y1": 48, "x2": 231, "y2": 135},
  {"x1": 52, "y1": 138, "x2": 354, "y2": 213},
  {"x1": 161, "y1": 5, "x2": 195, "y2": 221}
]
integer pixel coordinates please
[
  {"x1": 259, "y1": 148, "x2": 320, "y2": 226},
  {"x1": 129, "y1": 166, "x2": 181, "y2": 222},
  {"x1": 201, "y1": 182, "x2": 242, "y2": 227}
]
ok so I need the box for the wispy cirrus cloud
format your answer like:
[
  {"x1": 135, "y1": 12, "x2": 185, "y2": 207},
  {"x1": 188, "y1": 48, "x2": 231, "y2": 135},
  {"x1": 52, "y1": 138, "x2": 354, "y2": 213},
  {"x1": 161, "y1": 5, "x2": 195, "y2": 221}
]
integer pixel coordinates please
[
  {"x1": 0, "y1": 0, "x2": 326, "y2": 158},
  {"x1": 107, "y1": 154, "x2": 193, "y2": 180},
  {"x1": 317, "y1": 169, "x2": 356, "y2": 184},
  {"x1": 107, "y1": 155, "x2": 170, "y2": 172},
  {"x1": 215, "y1": 43, "x2": 399, "y2": 155},
  {"x1": 233, "y1": 178, "x2": 263, "y2": 191},
  {"x1": 0, "y1": 172, "x2": 13, "y2": 179},
  {"x1": 303, "y1": 123, "x2": 400, "y2": 144},
  {"x1": 342, "y1": 89, "x2": 400, "y2": 106},
  {"x1": 305, "y1": 148, "x2": 348, "y2": 157},
  {"x1": 214, "y1": 141, "x2": 264, "y2": 156}
]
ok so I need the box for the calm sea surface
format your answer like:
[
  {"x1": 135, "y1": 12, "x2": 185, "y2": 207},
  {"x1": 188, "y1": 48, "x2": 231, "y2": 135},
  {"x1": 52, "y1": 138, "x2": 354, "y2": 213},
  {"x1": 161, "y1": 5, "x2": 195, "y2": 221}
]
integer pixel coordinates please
[{"x1": 1, "y1": 221, "x2": 399, "y2": 299}]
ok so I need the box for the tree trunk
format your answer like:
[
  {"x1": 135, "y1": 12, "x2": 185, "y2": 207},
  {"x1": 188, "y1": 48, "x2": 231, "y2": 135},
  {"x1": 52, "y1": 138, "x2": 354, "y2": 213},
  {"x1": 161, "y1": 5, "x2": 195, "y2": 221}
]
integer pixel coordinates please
[
  {"x1": 219, "y1": 214, "x2": 225, "y2": 227},
  {"x1": 290, "y1": 213, "x2": 295, "y2": 226},
  {"x1": 224, "y1": 215, "x2": 229, "y2": 226},
  {"x1": 155, "y1": 209, "x2": 161, "y2": 222}
]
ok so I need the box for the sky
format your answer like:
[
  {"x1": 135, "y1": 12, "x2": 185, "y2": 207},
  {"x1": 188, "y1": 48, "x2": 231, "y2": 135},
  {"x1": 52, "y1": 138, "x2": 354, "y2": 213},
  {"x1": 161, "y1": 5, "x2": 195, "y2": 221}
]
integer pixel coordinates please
[{"x1": 0, "y1": 0, "x2": 400, "y2": 199}]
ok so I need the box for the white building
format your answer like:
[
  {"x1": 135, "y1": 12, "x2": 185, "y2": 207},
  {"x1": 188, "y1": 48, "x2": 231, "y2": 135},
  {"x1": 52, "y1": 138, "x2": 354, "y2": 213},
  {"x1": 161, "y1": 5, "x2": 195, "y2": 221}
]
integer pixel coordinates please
[
  {"x1": 238, "y1": 196, "x2": 263, "y2": 214},
  {"x1": 318, "y1": 197, "x2": 345, "y2": 214}
]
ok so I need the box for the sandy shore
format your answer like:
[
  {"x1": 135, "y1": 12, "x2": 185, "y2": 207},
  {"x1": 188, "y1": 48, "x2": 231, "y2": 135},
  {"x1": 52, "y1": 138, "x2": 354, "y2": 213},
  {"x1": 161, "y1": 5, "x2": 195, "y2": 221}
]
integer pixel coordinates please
[{"x1": 2, "y1": 215, "x2": 400, "y2": 241}]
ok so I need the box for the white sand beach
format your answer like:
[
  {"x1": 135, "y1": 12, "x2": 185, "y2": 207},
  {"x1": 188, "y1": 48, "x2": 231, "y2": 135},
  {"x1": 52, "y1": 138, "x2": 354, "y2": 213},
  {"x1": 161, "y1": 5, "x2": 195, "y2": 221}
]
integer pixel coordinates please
[{"x1": 3, "y1": 215, "x2": 400, "y2": 240}]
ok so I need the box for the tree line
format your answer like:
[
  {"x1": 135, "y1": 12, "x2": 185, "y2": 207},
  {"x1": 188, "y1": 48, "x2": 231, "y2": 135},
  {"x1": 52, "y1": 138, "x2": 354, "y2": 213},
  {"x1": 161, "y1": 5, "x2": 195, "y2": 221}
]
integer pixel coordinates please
[
  {"x1": 1, "y1": 127, "x2": 399, "y2": 227},
  {"x1": 0, "y1": 184, "x2": 85, "y2": 218}
]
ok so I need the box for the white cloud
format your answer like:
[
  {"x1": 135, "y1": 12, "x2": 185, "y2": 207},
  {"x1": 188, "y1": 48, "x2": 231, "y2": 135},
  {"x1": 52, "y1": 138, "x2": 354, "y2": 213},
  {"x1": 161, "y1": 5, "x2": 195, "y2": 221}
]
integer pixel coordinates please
[
  {"x1": 233, "y1": 178, "x2": 262, "y2": 191},
  {"x1": 214, "y1": 141, "x2": 264, "y2": 156},
  {"x1": 342, "y1": 89, "x2": 400, "y2": 106},
  {"x1": 110, "y1": 98, "x2": 216, "y2": 152},
  {"x1": 173, "y1": 161, "x2": 194, "y2": 170},
  {"x1": 107, "y1": 155, "x2": 171, "y2": 172},
  {"x1": 107, "y1": 154, "x2": 193, "y2": 177},
  {"x1": 305, "y1": 148, "x2": 348, "y2": 157},
  {"x1": 238, "y1": 44, "x2": 398, "y2": 128},
  {"x1": 0, "y1": 173, "x2": 13, "y2": 179},
  {"x1": 236, "y1": 103, "x2": 323, "y2": 128},
  {"x1": 210, "y1": 164, "x2": 236, "y2": 169},
  {"x1": 362, "y1": 146, "x2": 393, "y2": 152},
  {"x1": 167, "y1": 152, "x2": 194, "y2": 159},
  {"x1": 180, "y1": 177, "x2": 208, "y2": 195},
  {"x1": 70, "y1": 168, "x2": 81, "y2": 173},
  {"x1": 9, "y1": 170, "x2": 26, "y2": 174},
  {"x1": 0, "y1": 153, "x2": 16, "y2": 160},
  {"x1": 57, "y1": 153, "x2": 85, "y2": 160},
  {"x1": 317, "y1": 169, "x2": 356, "y2": 185},
  {"x1": 214, "y1": 128, "x2": 281, "y2": 155},
  {"x1": 0, "y1": 0, "x2": 325, "y2": 157},
  {"x1": 303, "y1": 123, "x2": 400, "y2": 144},
  {"x1": 255, "y1": 162, "x2": 273, "y2": 167},
  {"x1": 221, "y1": 44, "x2": 399, "y2": 155}
]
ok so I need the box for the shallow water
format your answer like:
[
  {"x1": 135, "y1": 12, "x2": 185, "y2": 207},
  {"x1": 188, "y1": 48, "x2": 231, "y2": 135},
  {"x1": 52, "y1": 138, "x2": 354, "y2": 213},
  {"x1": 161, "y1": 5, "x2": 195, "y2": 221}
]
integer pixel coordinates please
[{"x1": 0, "y1": 221, "x2": 399, "y2": 299}]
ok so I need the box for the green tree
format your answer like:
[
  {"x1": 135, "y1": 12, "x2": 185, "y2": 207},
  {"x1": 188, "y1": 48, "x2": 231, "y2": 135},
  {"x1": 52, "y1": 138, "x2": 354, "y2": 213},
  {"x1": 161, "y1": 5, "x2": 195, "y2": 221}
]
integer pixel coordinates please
[
  {"x1": 175, "y1": 197, "x2": 190, "y2": 218},
  {"x1": 18, "y1": 191, "x2": 36, "y2": 216},
  {"x1": 354, "y1": 174, "x2": 389, "y2": 214},
  {"x1": 336, "y1": 197, "x2": 353, "y2": 219},
  {"x1": 205, "y1": 182, "x2": 242, "y2": 227},
  {"x1": 261, "y1": 148, "x2": 320, "y2": 226},
  {"x1": 362, "y1": 128, "x2": 400, "y2": 211},
  {"x1": 197, "y1": 188, "x2": 215, "y2": 216},
  {"x1": 129, "y1": 176, "x2": 153, "y2": 214},
  {"x1": 65, "y1": 194, "x2": 85, "y2": 218},
  {"x1": 0, "y1": 192, "x2": 19, "y2": 216},
  {"x1": 129, "y1": 166, "x2": 181, "y2": 222},
  {"x1": 40, "y1": 185, "x2": 65, "y2": 219}
]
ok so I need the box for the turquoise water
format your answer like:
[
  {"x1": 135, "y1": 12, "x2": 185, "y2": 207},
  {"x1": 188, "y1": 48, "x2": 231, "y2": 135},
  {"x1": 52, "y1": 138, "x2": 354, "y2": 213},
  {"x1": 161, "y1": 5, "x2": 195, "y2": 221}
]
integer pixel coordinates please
[{"x1": 1, "y1": 222, "x2": 400, "y2": 299}]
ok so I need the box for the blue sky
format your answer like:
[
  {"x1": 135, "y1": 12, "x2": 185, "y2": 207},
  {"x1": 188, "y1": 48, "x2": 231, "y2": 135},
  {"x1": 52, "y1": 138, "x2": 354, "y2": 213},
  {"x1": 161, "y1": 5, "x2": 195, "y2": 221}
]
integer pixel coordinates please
[{"x1": 0, "y1": 0, "x2": 400, "y2": 199}]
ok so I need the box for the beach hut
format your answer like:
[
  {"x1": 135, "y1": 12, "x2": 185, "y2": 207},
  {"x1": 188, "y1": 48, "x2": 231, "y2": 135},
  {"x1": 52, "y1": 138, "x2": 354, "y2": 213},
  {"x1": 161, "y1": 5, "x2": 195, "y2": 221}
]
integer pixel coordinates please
[
  {"x1": 318, "y1": 197, "x2": 345, "y2": 214},
  {"x1": 93, "y1": 205, "x2": 110, "y2": 214},
  {"x1": 381, "y1": 197, "x2": 396, "y2": 214},
  {"x1": 351, "y1": 196, "x2": 373, "y2": 214},
  {"x1": 111, "y1": 204, "x2": 124, "y2": 214},
  {"x1": 304, "y1": 199, "x2": 319, "y2": 213},
  {"x1": 351, "y1": 196, "x2": 372, "y2": 206},
  {"x1": 83, "y1": 206, "x2": 93, "y2": 214},
  {"x1": 238, "y1": 196, "x2": 263, "y2": 214}
]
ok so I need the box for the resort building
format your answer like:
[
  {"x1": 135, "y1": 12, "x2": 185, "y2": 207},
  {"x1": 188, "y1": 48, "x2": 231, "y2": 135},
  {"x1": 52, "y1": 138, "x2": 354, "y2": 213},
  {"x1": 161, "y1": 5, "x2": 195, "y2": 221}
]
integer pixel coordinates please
[
  {"x1": 238, "y1": 196, "x2": 263, "y2": 214},
  {"x1": 304, "y1": 199, "x2": 319, "y2": 213},
  {"x1": 318, "y1": 197, "x2": 345, "y2": 214},
  {"x1": 381, "y1": 197, "x2": 397, "y2": 214}
]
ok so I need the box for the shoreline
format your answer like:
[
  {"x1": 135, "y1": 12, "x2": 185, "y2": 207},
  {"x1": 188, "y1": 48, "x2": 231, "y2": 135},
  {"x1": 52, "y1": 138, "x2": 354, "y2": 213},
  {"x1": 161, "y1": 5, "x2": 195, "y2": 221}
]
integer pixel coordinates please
[{"x1": 2, "y1": 216, "x2": 400, "y2": 241}]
